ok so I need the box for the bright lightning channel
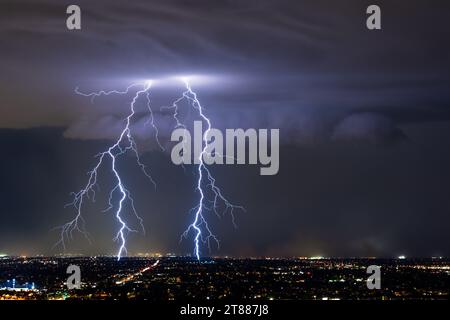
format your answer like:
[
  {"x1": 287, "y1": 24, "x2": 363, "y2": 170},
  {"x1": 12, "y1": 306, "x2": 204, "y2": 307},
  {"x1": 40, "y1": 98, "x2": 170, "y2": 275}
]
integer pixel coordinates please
[
  {"x1": 55, "y1": 82, "x2": 161, "y2": 260},
  {"x1": 55, "y1": 78, "x2": 242, "y2": 261},
  {"x1": 174, "y1": 79, "x2": 244, "y2": 260}
]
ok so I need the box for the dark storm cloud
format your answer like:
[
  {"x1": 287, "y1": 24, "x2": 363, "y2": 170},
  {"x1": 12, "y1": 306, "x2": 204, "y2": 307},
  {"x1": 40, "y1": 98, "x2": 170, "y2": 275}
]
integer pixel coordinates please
[
  {"x1": 1, "y1": 0, "x2": 450, "y2": 140},
  {"x1": 0, "y1": 0, "x2": 450, "y2": 256},
  {"x1": 332, "y1": 112, "x2": 407, "y2": 145}
]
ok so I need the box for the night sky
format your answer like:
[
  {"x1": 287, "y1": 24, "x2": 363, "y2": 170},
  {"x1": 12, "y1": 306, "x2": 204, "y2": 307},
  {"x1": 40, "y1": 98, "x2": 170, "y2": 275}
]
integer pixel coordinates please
[{"x1": 1, "y1": 0, "x2": 450, "y2": 257}]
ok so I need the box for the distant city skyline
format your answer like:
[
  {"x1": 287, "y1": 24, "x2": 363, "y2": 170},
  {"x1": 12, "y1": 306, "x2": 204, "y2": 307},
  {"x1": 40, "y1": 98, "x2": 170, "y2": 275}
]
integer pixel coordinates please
[{"x1": 0, "y1": 252, "x2": 446, "y2": 260}]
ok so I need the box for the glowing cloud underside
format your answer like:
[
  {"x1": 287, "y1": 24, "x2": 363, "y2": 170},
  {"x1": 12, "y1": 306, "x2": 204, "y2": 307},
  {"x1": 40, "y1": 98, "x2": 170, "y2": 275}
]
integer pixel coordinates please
[{"x1": 55, "y1": 79, "x2": 242, "y2": 261}]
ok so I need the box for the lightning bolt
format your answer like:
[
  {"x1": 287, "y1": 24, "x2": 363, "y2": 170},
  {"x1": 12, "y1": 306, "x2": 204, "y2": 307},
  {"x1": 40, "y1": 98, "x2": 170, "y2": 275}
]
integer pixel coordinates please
[
  {"x1": 173, "y1": 79, "x2": 244, "y2": 260},
  {"x1": 55, "y1": 78, "x2": 242, "y2": 261},
  {"x1": 55, "y1": 82, "x2": 160, "y2": 260}
]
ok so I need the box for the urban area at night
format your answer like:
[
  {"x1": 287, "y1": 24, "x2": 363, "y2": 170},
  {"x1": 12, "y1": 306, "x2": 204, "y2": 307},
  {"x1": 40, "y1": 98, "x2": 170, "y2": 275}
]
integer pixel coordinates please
[{"x1": 1, "y1": 255, "x2": 448, "y2": 301}]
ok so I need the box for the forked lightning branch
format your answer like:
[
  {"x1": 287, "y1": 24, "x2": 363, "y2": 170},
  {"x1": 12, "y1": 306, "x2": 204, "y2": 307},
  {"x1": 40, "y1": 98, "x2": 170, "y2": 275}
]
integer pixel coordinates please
[{"x1": 56, "y1": 77, "x2": 279, "y2": 260}]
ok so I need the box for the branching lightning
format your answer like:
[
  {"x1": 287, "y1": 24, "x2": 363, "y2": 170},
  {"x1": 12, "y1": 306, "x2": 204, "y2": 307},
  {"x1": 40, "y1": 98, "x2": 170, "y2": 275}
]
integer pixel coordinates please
[
  {"x1": 174, "y1": 79, "x2": 244, "y2": 260},
  {"x1": 56, "y1": 78, "x2": 242, "y2": 261},
  {"x1": 56, "y1": 82, "x2": 160, "y2": 260}
]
